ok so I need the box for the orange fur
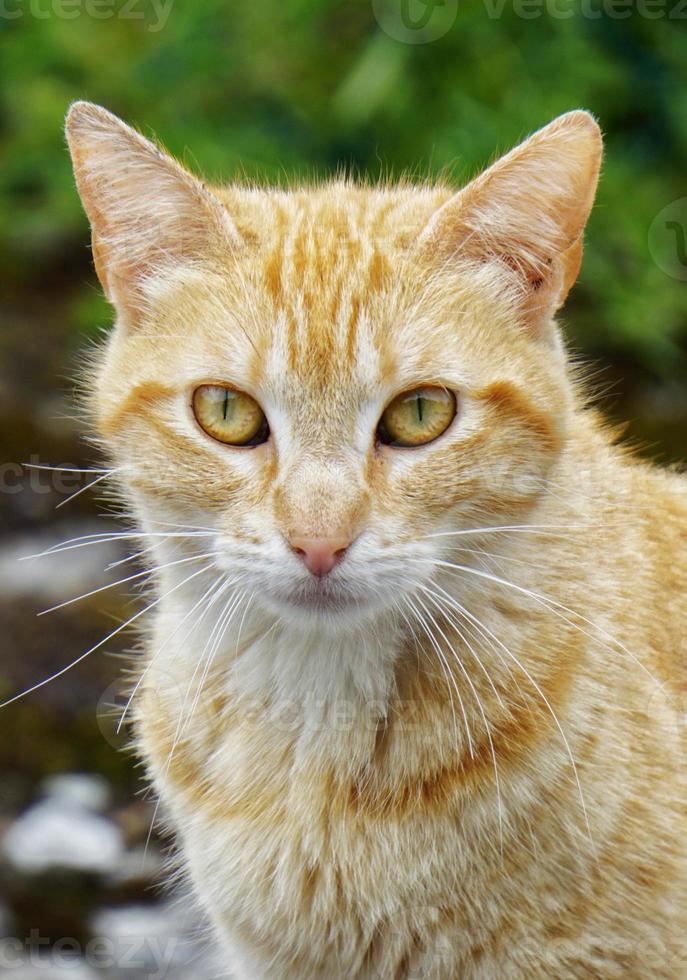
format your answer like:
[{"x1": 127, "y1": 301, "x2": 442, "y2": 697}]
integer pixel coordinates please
[{"x1": 66, "y1": 102, "x2": 687, "y2": 978}]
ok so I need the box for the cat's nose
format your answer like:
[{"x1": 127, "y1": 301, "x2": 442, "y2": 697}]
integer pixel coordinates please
[{"x1": 288, "y1": 534, "x2": 352, "y2": 577}]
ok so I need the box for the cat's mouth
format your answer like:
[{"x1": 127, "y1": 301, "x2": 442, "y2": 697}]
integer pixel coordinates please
[{"x1": 268, "y1": 576, "x2": 369, "y2": 618}]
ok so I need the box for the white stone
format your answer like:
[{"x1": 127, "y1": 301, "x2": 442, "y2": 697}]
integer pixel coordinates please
[
  {"x1": 0, "y1": 950, "x2": 99, "y2": 979},
  {"x1": 0, "y1": 523, "x2": 125, "y2": 604},
  {"x1": 41, "y1": 773, "x2": 111, "y2": 813},
  {"x1": 2, "y1": 799, "x2": 123, "y2": 875},
  {"x1": 90, "y1": 902, "x2": 221, "y2": 977}
]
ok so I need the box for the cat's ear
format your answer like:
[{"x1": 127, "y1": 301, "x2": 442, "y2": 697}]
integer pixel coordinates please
[
  {"x1": 65, "y1": 101, "x2": 241, "y2": 326},
  {"x1": 418, "y1": 110, "x2": 602, "y2": 338}
]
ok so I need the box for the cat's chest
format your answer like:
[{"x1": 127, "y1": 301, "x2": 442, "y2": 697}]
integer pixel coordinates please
[
  {"x1": 139, "y1": 690, "x2": 487, "y2": 943},
  {"x1": 137, "y1": 660, "x2": 583, "y2": 979},
  {"x1": 164, "y1": 730, "x2": 488, "y2": 979}
]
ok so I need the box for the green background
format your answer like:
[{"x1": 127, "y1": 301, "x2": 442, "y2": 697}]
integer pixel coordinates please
[{"x1": 3, "y1": 0, "x2": 687, "y2": 470}]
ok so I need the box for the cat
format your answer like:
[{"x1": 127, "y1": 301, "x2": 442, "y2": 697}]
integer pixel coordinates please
[{"x1": 65, "y1": 101, "x2": 687, "y2": 979}]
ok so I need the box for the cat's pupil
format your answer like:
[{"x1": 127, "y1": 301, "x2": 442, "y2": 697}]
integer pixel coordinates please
[
  {"x1": 222, "y1": 391, "x2": 230, "y2": 420},
  {"x1": 416, "y1": 395, "x2": 423, "y2": 422}
]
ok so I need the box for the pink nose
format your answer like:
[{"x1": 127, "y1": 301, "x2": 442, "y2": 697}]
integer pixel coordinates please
[{"x1": 288, "y1": 534, "x2": 352, "y2": 577}]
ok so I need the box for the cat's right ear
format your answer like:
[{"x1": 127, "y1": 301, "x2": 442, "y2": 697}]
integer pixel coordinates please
[{"x1": 65, "y1": 101, "x2": 242, "y2": 327}]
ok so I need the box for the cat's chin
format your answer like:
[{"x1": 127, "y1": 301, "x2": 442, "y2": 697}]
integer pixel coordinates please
[{"x1": 262, "y1": 580, "x2": 379, "y2": 626}]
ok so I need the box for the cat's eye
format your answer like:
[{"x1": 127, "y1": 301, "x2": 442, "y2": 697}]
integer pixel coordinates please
[
  {"x1": 378, "y1": 386, "x2": 456, "y2": 448},
  {"x1": 193, "y1": 385, "x2": 270, "y2": 447}
]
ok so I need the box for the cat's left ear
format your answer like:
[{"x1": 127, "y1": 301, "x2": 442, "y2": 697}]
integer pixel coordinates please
[
  {"x1": 418, "y1": 111, "x2": 602, "y2": 338},
  {"x1": 65, "y1": 101, "x2": 242, "y2": 328}
]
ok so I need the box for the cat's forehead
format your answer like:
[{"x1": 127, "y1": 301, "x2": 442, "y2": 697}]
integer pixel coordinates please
[
  {"x1": 234, "y1": 184, "x2": 453, "y2": 397},
  {"x1": 135, "y1": 183, "x2": 495, "y2": 439},
  {"x1": 228, "y1": 182, "x2": 450, "y2": 251}
]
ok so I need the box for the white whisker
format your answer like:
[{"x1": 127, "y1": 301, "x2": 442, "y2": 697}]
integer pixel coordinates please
[
  {"x1": 55, "y1": 467, "x2": 121, "y2": 510},
  {"x1": 22, "y1": 464, "x2": 113, "y2": 474},
  {"x1": 421, "y1": 524, "x2": 593, "y2": 541},
  {"x1": 419, "y1": 585, "x2": 506, "y2": 710},
  {"x1": 22, "y1": 530, "x2": 215, "y2": 561},
  {"x1": 37, "y1": 552, "x2": 217, "y2": 616},
  {"x1": 405, "y1": 594, "x2": 475, "y2": 759},
  {"x1": 414, "y1": 590, "x2": 505, "y2": 859},
  {"x1": 0, "y1": 563, "x2": 213, "y2": 710},
  {"x1": 144, "y1": 587, "x2": 246, "y2": 857},
  {"x1": 412, "y1": 570, "x2": 595, "y2": 854},
  {"x1": 116, "y1": 572, "x2": 231, "y2": 734},
  {"x1": 410, "y1": 556, "x2": 657, "y2": 688}
]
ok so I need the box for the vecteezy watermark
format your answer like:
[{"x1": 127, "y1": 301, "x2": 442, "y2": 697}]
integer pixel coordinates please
[
  {"x1": 97, "y1": 676, "x2": 138, "y2": 750},
  {"x1": 481, "y1": 0, "x2": 687, "y2": 17},
  {"x1": 97, "y1": 683, "x2": 429, "y2": 748},
  {"x1": 648, "y1": 197, "x2": 687, "y2": 282},
  {"x1": 0, "y1": 0, "x2": 174, "y2": 32},
  {"x1": 0, "y1": 455, "x2": 106, "y2": 497},
  {"x1": 372, "y1": 0, "x2": 686, "y2": 34},
  {"x1": 372, "y1": 0, "x2": 459, "y2": 43},
  {"x1": 0, "y1": 930, "x2": 181, "y2": 977}
]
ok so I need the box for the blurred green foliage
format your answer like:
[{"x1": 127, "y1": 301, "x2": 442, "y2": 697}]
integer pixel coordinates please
[{"x1": 0, "y1": 0, "x2": 686, "y2": 449}]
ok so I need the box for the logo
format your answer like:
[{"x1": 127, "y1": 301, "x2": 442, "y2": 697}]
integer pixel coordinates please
[
  {"x1": 372, "y1": 0, "x2": 459, "y2": 43},
  {"x1": 648, "y1": 196, "x2": 687, "y2": 282}
]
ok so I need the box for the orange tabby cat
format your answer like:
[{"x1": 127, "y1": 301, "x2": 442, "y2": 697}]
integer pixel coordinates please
[{"x1": 65, "y1": 102, "x2": 687, "y2": 978}]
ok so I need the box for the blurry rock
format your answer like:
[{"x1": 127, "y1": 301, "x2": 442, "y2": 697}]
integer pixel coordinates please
[
  {"x1": 90, "y1": 902, "x2": 213, "y2": 978},
  {"x1": 0, "y1": 957, "x2": 99, "y2": 979},
  {"x1": 2, "y1": 774, "x2": 124, "y2": 875},
  {"x1": 41, "y1": 773, "x2": 111, "y2": 813},
  {"x1": 0, "y1": 523, "x2": 124, "y2": 604}
]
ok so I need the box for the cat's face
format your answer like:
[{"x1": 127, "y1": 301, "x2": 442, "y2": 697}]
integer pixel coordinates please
[{"x1": 67, "y1": 104, "x2": 601, "y2": 629}]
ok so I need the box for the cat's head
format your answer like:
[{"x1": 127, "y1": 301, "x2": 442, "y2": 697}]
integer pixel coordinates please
[{"x1": 66, "y1": 103, "x2": 601, "y2": 630}]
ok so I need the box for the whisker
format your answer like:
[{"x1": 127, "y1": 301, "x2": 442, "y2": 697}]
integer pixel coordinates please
[
  {"x1": 395, "y1": 597, "x2": 460, "y2": 748},
  {"x1": 147, "y1": 519, "x2": 219, "y2": 534},
  {"x1": 416, "y1": 588, "x2": 505, "y2": 860},
  {"x1": 410, "y1": 556, "x2": 657, "y2": 688},
  {"x1": 0, "y1": 563, "x2": 213, "y2": 710},
  {"x1": 421, "y1": 524, "x2": 594, "y2": 541},
  {"x1": 117, "y1": 573, "x2": 231, "y2": 734},
  {"x1": 22, "y1": 464, "x2": 113, "y2": 474},
  {"x1": 405, "y1": 594, "x2": 475, "y2": 759},
  {"x1": 182, "y1": 589, "x2": 247, "y2": 738},
  {"x1": 105, "y1": 547, "x2": 151, "y2": 572},
  {"x1": 144, "y1": 587, "x2": 245, "y2": 857},
  {"x1": 55, "y1": 467, "x2": 121, "y2": 510},
  {"x1": 433, "y1": 544, "x2": 550, "y2": 572},
  {"x1": 423, "y1": 579, "x2": 521, "y2": 691},
  {"x1": 22, "y1": 530, "x2": 215, "y2": 561},
  {"x1": 419, "y1": 585, "x2": 506, "y2": 710},
  {"x1": 413, "y1": 573, "x2": 595, "y2": 854},
  {"x1": 234, "y1": 591, "x2": 255, "y2": 657},
  {"x1": 37, "y1": 552, "x2": 217, "y2": 616}
]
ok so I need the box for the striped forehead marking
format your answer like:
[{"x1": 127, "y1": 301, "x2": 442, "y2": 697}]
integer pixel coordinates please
[{"x1": 260, "y1": 194, "x2": 401, "y2": 381}]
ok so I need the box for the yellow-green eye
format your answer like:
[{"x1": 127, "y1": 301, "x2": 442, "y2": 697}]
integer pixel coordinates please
[
  {"x1": 193, "y1": 385, "x2": 269, "y2": 446},
  {"x1": 378, "y1": 386, "x2": 456, "y2": 447}
]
